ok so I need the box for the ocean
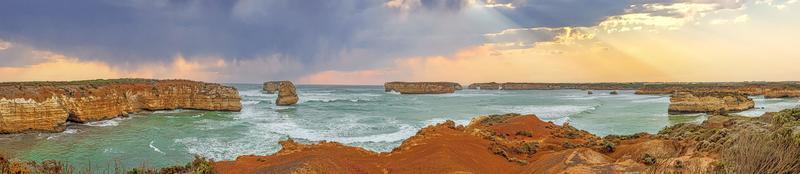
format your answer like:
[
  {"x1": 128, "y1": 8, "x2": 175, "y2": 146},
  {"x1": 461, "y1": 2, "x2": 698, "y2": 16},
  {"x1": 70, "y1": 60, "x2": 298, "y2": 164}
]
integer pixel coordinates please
[{"x1": 1, "y1": 84, "x2": 797, "y2": 171}]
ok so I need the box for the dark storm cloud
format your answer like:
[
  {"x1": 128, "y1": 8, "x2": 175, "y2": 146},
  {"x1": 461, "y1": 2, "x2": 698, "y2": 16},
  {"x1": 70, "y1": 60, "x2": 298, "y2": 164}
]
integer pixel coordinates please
[{"x1": 0, "y1": 0, "x2": 677, "y2": 81}]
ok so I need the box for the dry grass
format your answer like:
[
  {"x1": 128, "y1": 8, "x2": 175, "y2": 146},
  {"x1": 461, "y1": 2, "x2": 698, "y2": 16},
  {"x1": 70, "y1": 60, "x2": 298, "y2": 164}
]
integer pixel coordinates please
[
  {"x1": 718, "y1": 131, "x2": 800, "y2": 174},
  {"x1": 0, "y1": 155, "x2": 215, "y2": 174}
]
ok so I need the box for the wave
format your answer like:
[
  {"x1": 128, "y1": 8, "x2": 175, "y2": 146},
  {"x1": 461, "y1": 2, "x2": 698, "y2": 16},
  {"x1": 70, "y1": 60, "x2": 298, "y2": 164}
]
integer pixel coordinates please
[
  {"x1": 149, "y1": 141, "x2": 165, "y2": 154},
  {"x1": 261, "y1": 121, "x2": 418, "y2": 144},
  {"x1": 631, "y1": 97, "x2": 669, "y2": 103},
  {"x1": 495, "y1": 105, "x2": 597, "y2": 119},
  {"x1": 422, "y1": 118, "x2": 471, "y2": 127},
  {"x1": 84, "y1": 117, "x2": 130, "y2": 127}
]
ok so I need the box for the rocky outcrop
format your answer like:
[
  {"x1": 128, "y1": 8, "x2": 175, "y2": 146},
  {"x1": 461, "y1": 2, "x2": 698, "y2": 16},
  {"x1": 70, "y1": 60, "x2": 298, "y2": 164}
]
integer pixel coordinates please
[
  {"x1": 668, "y1": 91, "x2": 754, "y2": 114},
  {"x1": 262, "y1": 81, "x2": 284, "y2": 94},
  {"x1": 468, "y1": 82, "x2": 644, "y2": 90},
  {"x1": 467, "y1": 82, "x2": 502, "y2": 90},
  {"x1": 634, "y1": 82, "x2": 800, "y2": 97},
  {"x1": 275, "y1": 81, "x2": 298, "y2": 106},
  {"x1": 384, "y1": 82, "x2": 459, "y2": 94},
  {"x1": 213, "y1": 113, "x2": 755, "y2": 173},
  {"x1": 764, "y1": 88, "x2": 800, "y2": 98},
  {"x1": 0, "y1": 79, "x2": 241, "y2": 134}
]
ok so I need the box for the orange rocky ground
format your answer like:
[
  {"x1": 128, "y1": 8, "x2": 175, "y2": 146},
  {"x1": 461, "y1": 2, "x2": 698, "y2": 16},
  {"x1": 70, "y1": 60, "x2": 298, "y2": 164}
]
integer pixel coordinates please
[{"x1": 212, "y1": 113, "x2": 749, "y2": 174}]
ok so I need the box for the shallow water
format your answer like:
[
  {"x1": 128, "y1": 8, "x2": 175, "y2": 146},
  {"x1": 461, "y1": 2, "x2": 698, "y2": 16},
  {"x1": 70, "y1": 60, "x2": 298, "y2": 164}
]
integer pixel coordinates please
[{"x1": 1, "y1": 84, "x2": 797, "y2": 171}]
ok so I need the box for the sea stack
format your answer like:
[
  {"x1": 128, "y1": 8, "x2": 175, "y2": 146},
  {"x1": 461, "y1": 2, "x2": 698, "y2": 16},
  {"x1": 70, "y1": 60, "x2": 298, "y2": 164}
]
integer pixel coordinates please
[
  {"x1": 384, "y1": 82, "x2": 459, "y2": 94},
  {"x1": 668, "y1": 91, "x2": 755, "y2": 115},
  {"x1": 276, "y1": 81, "x2": 299, "y2": 106},
  {"x1": 263, "y1": 81, "x2": 284, "y2": 94},
  {"x1": 610, "y1": 91, "x2": 619, "y2": 95},
  {"x1": 0, "y1": 79, "x2": 241, "y2": 134},
  {"x1": 588, "y1": 91, "x2": 593, "y2": 95}
]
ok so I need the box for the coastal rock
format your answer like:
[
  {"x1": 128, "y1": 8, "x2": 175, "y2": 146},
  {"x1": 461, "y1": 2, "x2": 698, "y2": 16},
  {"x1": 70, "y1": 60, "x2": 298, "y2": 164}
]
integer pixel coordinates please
[
  {"x1": 610, "y1": 91, "x2": 619, "y2": 95},
  {"x1": 467, "y1": 82, "x2": 502, "y2": 90},
  {"x1": 275, "y1": 81, "x2": 299, "y2": 106},
  {"x1": 0, "y1": 79, "x2": 241, "y2": 134},
  {"x1": 668, "y1": 91, "x2": 754, "y2": 114},
  {"x1": 634, "y1": 82, "x2": 800, "y2": 96},
  {"x1": 384, "y1": 82, "x2": 458, "y2": 94},
  {"x1": 262, "y1": 81, "x2": 284, "y2": 94},
  {"x1": 764, "y1": 88, "x2": 800, "y2": 98}
]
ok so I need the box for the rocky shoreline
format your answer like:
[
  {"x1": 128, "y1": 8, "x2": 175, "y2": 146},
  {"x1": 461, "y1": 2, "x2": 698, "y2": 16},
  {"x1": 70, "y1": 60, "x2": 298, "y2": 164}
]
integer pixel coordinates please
[
  {"x1": 210, "y1": 109, "x2": 800, "y2": 173},
  {"x1": 0, "y1": 79, "x2": 241, "y2": 134}
]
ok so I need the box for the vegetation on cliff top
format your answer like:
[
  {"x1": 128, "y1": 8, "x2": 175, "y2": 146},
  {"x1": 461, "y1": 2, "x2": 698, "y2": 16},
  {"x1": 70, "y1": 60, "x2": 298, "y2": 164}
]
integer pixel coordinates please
[{"x1": 0, "y1": 155, "x2": 215, "y2": 174}]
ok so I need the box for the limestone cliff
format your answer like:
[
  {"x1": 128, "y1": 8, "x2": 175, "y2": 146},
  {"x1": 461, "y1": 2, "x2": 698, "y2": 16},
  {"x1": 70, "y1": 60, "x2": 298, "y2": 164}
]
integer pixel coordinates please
[
  {"x1": 668, "y1": 91, "x2": 754, "y2": 114},
  {"x1": 384, "y1": 82, "x2": 459, "y2": 94},
  {"x1": 764, "y1": 88, "x2": 800, "y2": 98},
  {"x1": 275, "y1": 81, "x2": 299, "y2": 106},
  {"x1": 0, "y1": 79, "x2": 241, "y2": 134},
  {"x1": 635, "y1": 82, "x2": 800, "y2": 96},
  {"x1": 467, "y1": 82, "x2": 502, "y2": 90}
]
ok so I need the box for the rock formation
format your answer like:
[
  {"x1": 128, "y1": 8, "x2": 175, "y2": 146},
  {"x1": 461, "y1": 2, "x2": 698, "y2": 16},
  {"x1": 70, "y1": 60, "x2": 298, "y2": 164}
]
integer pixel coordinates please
[
  {"x1": 384, "y1": 82, "x2": 459, "y2": 94},
  {"x1": 214, "y1": 111, "x2": 800, "y2": 173},
  {"x1": 262, "y1": 81, "x2": 284, "y2": 94},
  {"x1": 634, "y1": 82, "x2": 800, "y2": 97},
  {"x1": 610, "y1": 91, "x2": 619, "y2": 95},
  {"x1": 668, "y1": 91, "x2": 754, "y2": 114},
  {"x1": 275, "y1": 81, "x2": 298, "y2": 106},
  {"x1": 588, "y1": 91, "x2": 593, "y2": 95},
  {"x1": 764, "y1": 88, "x2": 800, "y2": 98},
  {"x1": 0, "y1": 79, "x2": 241, "y2": 134},
  {"x1": 467, "y1": 82, "x2": 502, "y2": 90}
]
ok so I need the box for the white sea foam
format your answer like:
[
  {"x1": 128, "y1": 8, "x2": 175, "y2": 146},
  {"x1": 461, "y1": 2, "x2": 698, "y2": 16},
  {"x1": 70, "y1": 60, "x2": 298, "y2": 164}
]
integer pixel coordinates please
[
  {"x1": 631, "y1": 97, "x2": 669, "y2": 103},
  {"x1": 423, "y1": 118, "x2": 471, "y2": 127},
  {"x1": 84, "y1": 117, "x2": 130, "y2": 127},
  {"x1": 496, "y1": 105, "x2": 597, "y2": 119},
  {"x1": 149, "y1": 141, "x2": 165, "y2": 154},
  {"x1": 262, "y1": 121, "x2": 418, "y2": 144}
]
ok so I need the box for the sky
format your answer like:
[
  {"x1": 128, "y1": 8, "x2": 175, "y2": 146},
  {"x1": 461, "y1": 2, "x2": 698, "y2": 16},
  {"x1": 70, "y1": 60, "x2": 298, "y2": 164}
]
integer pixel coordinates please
[{"x1": 0, "y1": 0, "x2": 798, "y2": 84}]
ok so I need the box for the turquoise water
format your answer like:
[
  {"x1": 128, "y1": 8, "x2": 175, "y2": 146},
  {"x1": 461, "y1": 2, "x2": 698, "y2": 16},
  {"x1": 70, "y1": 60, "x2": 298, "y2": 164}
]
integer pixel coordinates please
[{"x1": 1, "y1": 84, "x2": 798, "y2": 171}]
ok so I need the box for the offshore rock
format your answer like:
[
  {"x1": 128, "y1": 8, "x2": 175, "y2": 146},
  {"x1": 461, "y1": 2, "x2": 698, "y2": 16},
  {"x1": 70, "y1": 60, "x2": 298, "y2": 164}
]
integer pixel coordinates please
[
  {"x1": 468, "y1": 82, "x2": 502, "y2": 90},
  {"x1": 384, "y1": 82, "x2": 458, "y2": 94},
  {"x1": 668, "y1": 91, "x2": 754, "y2": 114},
  {"x1": 0, "y1": 79, "x2": 241, "y2": 134},
  {"x1": 262, "y1": 81, "x2": 285, "y2": 94},
  {"x1": 275, "y1": 81, "x2": 299, "y2": 106}
]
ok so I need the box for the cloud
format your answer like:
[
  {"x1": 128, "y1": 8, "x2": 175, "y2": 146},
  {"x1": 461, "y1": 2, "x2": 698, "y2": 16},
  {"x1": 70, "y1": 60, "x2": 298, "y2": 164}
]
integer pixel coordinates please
[{"x1": 301, "y1": 0, "x2": 800, "y2": 84}]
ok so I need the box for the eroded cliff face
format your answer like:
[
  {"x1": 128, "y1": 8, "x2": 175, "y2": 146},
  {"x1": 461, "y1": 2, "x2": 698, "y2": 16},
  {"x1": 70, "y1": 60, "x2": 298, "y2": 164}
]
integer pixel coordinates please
[
  {"x1": 468, "y1": 82, "x2": 643, "y2": 90},
  {"x1": 384, "y1": 82, "x2": 459, "y2": 94},
  {"x1": 0, "y1": 79, "x2": 241, "y2": 134},
  {"x1": 262, "y1": 81, "x2": 283, "y2": 94},
  {"x1": 668, "y1": 91, "x2": 754, "y2": 114},
  {"x1": 212, "y1": 113, "x2": 731, "y2": 173},
  {"x1": 635, "y1": 82, "x2": 800, "y2": 97},
  {"x1": 275, "y1": 81, "x2": 298, "y2": 106}
]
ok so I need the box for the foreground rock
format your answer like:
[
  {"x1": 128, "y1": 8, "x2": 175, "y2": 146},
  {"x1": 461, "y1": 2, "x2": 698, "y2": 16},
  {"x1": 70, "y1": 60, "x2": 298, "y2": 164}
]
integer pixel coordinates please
[
  {"x1": 384, "y1": 82, "x2": 460, "y2": 94},
  {"x1": 0, "y1": 79, "x2": 241, "y2": 134},
  {"x1": 214, "y1": 110, "x2": 800, "y2": 173},
  {"x1": 668, "y1": 91, "x2": 755, "y2": 114},
  {"x1": 262, "y1": 81, "x2": 285, "y2": 94},
  {"x1": 275, "y1": 81, "x2": 298, "y2": 106}
]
